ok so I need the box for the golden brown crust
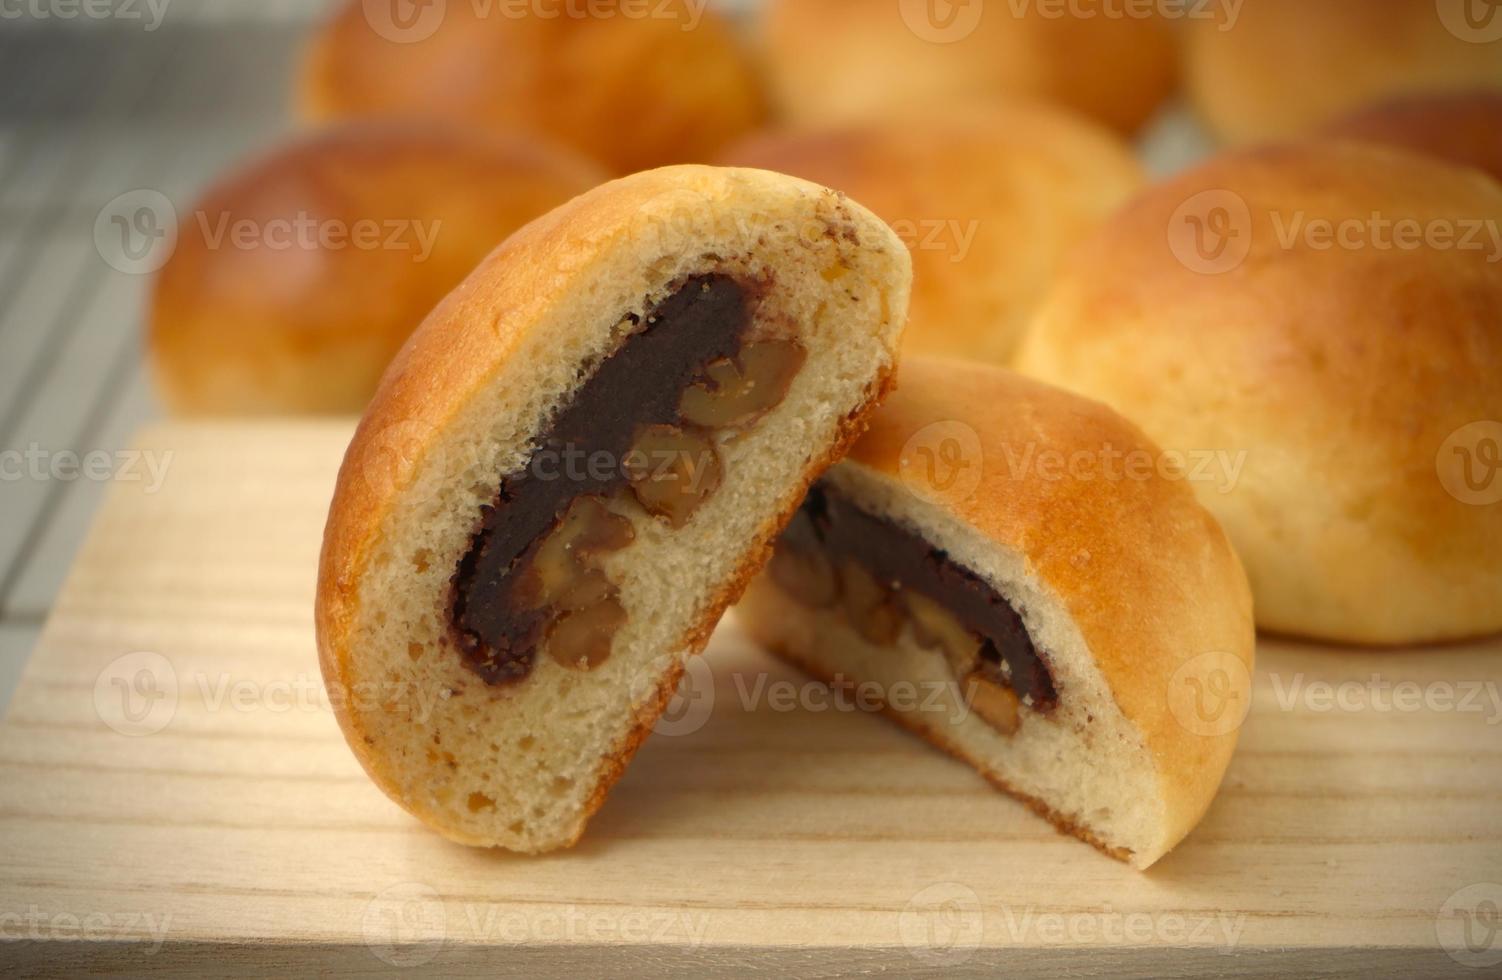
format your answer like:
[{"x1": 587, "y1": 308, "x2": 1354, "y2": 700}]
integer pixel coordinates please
[
  {"x1": 149, "y1": 121, "x2": 603, "y2": 415},
  {"x1": 1322, "y1": 91, "x2": 1502, "y2": 184},
  {"x1": 761, "y1": 0, "x2": 1176, "y2": 135},
  {"x1": 834, "y1": 358, "x2": 1253, "y2": 855},
  {"x1": 720, "y1": 106, "x2": 1142, "y2": 365},
  {"x1": 300, "y1": 0, "x2": 765, "y2": 174},
  {"x1": 1184, "y1": 0, "x2": 1502, "y2": 144},
  {"x1": 1014, "y1": 141, "x2": 1502, "y2": 645}
]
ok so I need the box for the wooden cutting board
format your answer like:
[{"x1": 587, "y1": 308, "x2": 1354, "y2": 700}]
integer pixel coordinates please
[{"x1": 1, "y1": 422, "x2": 1498, "y2": 977}]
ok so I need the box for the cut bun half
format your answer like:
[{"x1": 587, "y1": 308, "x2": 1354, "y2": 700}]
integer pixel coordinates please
[
  {"x1": 738, "y1": 359, "x2": 1254, "y2": 868},
  {"x1": 317, "y1": 165, "x2": 912, "y2": 852}
]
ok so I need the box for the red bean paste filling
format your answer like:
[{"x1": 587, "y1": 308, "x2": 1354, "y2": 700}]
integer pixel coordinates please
[
  {"x1": 780, "y1": 481, "x2": 1058, "y2": 710},
  {"x1": 450, "y1": 274, "x2": 758, "y2": 685}
]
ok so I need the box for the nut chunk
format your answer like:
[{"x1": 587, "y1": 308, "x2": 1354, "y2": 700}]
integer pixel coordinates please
[
  {"x1": 624, "y1": 424, "x2": 724, "y2": 528},
  {"x1": 679, "y1": 340, "x2": 807, "y2": 429},
  {"x1": 517, "y1": 495, "x2": 635, "y2": 610},
  {"x1": 548, "y1": 598, "x2": 629, "y2": 671}
]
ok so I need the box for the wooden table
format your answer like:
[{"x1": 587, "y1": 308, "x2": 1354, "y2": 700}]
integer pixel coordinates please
[{"x1": 0, "y1": 422, "x2": 1498, "y2": 976}]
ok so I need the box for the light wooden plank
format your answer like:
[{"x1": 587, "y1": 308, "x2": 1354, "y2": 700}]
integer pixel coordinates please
[{"x1": 0, "y1": 422, "x2": 1497, "y2": 975}]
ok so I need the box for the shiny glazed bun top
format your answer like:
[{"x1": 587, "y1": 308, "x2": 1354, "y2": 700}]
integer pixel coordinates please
[
  {"x1": 150, "y1": 122, "x2": 604, "y2": 415},
  {"x1": 1015, "y1": 141, "x2": 1502, "y2": 646},
  {"x1": 300, "y1": 0, "x2": 767, "y2": 174},
  {"x1": 760, "y1": 0, "x2": 1177, "y2": 135},
  {"x1": 721, "y1": 104, "x2": 1143, "y2": 365},
  {"x1": 1323, "y1": 91, "x2": 1502, "y2": 184},
  {"x1": 1184, "y1": 0, "x2": 1502, "y2": 144}
]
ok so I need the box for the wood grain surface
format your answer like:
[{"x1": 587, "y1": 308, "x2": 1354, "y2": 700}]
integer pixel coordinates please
[{"x1": 0, "y1": 422, "x2": 1498, "y2": 977}]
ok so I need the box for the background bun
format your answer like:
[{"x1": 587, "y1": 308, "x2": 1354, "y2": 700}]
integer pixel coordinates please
[
  {"x1": 1323, "y1": 91, "x2": 1502, "y2": 184},
  {"x1": 760, "y1": 0, "x2": 1176, "y2": 135},
  {"x1": 150, "y1": 122, "x2": 603, "y2": 415},
  {"x1": 300, "y1": 0, "x2": 765, "y2": 174},
  {"x1": 1184, "y1": 0, "x2": 1502, "y2": 144},
  {"x1": 1014, "y1": 142, "x2": 1502, "y2": 645},
  {"x1": 721, "y1": 105, "x2": 1142, "y2": 364}
]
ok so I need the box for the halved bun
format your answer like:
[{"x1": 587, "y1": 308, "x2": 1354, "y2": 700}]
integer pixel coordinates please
[
  {"x1": 738, "y1": 359, "x2": 1254, "y2": 869},
  {"x1": 317, "y1": 165, "x2": 911, "y2": 852}
]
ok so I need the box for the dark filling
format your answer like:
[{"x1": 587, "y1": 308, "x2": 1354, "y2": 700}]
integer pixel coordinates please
[
  {"x1": 780, "y1": 481, "x2": 1058, "y2": 710},
  {"x1": 450, "y1": 274, "x2": 757, "y2": 685}
]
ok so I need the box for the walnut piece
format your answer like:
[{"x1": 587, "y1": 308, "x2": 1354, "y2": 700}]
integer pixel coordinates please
[
  {"x1": 518, "y1": 495, "x2": 635, "y2": 610},
  {"x1": 679, "y1": 340, "x2": 807, "y2": 430},
  {"x1": 624, "y1": 424, "x2": 724, "y2": 528},
  {"x1": 838, "y1": 559, "x2": 902, "y2": 645},
  {"x1": 964, "y1": 673, "x2": 1021, "y2": 735},
  {"x1": 547, "y1": 597, "x2": 628, "y2": 671}
]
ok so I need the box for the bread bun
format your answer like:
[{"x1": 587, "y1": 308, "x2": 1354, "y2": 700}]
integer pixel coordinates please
[
  {"x1": 1184, "y1": 0, "x2": 1502, "y2": 144},
  {"x1": 721, "y1": 105, "x2": 1143, "y2": 364},
  {"x1": 317, "y1": 165, "x2": 911, "y2": 852},
  {"x1": 1015, "y1": 142, "x2": 1502, "y2": 645},
  {"x1": 760, "y1": 0, "x2": 1176, "y2": 134},
  {"x1": 300, "y1": 0, "x2": 765, "y2": 174},
  {"x1": 1323, "y1": 91, "x2": 1502, "y2": 183},
  {"x1": 738, "y1": 358, "x2": 1254, "y2": 869},
  {"x1": 149, "y1": 122, "x2": 603, "y2": 416}
]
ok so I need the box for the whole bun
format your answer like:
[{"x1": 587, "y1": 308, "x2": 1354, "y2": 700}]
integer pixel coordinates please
[
  {"x1": 300, "y1": 0, "x2": 765, "y2": 174},
  {"x1": 1014, "y1": 142, "x2": 1502, "y2": 646},
  {"x1": 760, "y1": 0, "x2": 1176, "y2": 135},
  {"x1": 150, "y1": 123, "x2": 604, "y2": 415},
  {"x1": 1323, "y1": 91, "x2": 1502, "y2": 183},
  {"x1": 721, "y1": 105, "x2": 1143, "y2": 364},
  {"x1": 1185, "y1": 0, "x2": 1502, "y2": 144}
]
